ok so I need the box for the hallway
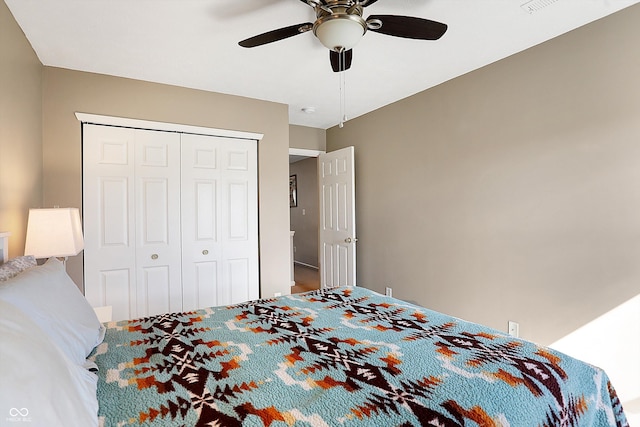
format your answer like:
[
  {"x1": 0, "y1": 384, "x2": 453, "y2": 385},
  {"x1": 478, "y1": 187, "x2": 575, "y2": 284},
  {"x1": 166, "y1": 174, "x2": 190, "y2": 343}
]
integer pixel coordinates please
[{"x1": 291, "y1": 264, "x2": 320, "y2": 294}]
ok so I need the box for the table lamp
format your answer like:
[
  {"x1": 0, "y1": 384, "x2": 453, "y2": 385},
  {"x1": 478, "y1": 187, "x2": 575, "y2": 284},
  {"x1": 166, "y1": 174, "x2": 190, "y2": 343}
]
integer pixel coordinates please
[{"x1": 24, "y1": 208, "x2": 84, "y2": 264}]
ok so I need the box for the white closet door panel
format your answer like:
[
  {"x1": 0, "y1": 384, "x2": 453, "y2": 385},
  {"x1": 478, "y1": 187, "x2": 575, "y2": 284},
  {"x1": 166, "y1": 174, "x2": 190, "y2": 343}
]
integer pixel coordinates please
[
  {"x1": 99, "y1": 141, "x2": 128, "y2": 165},
  {"x1": 142, "y1": 266, "x2": 171, "y2": 317},
  {"x1": 83, "y1": 124, "x2": 137, "y2": 318},
  {"x1": 195, "y1": 180, "x2": 217, "y2": 241},
  {"x1": 193, "y1": 261, "x2": 218, "y2": 308},
  {"x1": 99, "y1": 269, "x2": 134, "y2": 321},
  {"x1": 227, "y1": 258, "x2": 250, "y2": 304},
  {"x1": 227, "y1": 149, "x2": 249, "y2": 171},
  {"x1": 101, "y1": 177, "x2": 129, "y2": 246},
  {"x1": 182, "y1": 134, "x2": 258, "y2": 308},
  {"x1": 220, "y1": 140, "x2": 259, "y2": 304},
  {"x1": 227, "y1": 181, "x2": 248, "y2": 240},
  {"x1": 181, "y1": 134, "x2": 222, "y2": 311},
  {"x1": 222, "y1": 178, "x2": 255, "y2": 303},
  {"x1": 134, "y1": 129, "x2": 182, "y2": 317},
  {"x1": 139, "y1": 178, "x2": 170, "y2": 243},
  {"x1": 194, "y1": 146, "x2": 217, "y2": 169}
]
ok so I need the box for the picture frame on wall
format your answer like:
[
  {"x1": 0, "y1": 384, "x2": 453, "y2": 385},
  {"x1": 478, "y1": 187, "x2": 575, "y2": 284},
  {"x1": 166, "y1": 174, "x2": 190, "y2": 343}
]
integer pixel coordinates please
[{"x1": 289, "y1": 175, "x2": 298, "y2": 208}]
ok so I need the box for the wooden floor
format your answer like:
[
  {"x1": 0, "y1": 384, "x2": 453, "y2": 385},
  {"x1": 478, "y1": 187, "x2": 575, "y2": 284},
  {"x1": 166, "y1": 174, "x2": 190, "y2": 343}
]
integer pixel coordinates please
[{"x1": 291, "y1": 264, "x2": 320, "y2": 294}]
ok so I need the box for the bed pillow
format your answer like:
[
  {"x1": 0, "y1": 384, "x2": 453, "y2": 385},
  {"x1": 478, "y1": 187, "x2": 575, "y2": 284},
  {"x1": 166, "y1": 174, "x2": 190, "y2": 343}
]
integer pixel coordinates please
[
  {"x1": 0, "y1": 255, "x2": 37, "y2": 282},
  {"x1": 0, "y1": 257, "x2": 105, "y2": 366},
  {"x1": 0, "y1": 299, "x2": 99, "y2": 427}
]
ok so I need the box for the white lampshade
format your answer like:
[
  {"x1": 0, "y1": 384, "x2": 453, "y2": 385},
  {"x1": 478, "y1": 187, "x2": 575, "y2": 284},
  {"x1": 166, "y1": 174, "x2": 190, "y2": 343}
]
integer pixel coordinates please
[
  {"x1": 314, "y1": 16, "x2": 366, "y2": 51},
  {"x1": 24, "y1": 208, "x2": 84, "y2": 259}
]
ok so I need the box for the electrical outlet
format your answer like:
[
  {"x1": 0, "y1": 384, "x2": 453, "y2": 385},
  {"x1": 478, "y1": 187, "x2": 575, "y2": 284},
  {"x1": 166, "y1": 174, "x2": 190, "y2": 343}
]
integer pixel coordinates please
[
  {"x1": 508, "y1": 321, "x2": 519, "y2": 337},
  {"x1": 385, "y1": 287, "x2": 392, "y2": 297}
]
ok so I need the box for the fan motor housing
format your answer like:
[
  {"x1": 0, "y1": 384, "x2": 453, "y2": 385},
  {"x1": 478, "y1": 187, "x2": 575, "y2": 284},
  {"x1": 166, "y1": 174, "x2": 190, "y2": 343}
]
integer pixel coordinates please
[{"x1": 312, "y1": 2, "x2": 367, "y2": 52}]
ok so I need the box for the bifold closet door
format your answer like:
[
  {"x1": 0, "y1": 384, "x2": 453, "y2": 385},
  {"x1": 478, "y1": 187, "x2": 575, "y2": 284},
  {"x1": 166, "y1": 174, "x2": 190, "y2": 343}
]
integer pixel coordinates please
[
  {"x1": 133, "y1": 130, "x2": 182, "y2": 318},
  {"x1": 83, "y1": 124, "x2": 182, "y2": 321},
  {"x1": 180, "y1": 134, "x2": 258, "y2": 310}
]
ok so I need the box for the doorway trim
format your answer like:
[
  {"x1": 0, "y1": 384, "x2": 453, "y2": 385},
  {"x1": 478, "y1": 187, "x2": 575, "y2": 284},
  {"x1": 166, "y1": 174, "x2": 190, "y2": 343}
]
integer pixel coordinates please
[
  {"x1": 289, "y1": 148, "x2": 324, "y2": 291},
  {"x1": 289, "y1": 148, "x2": 325, "y2": 158}
]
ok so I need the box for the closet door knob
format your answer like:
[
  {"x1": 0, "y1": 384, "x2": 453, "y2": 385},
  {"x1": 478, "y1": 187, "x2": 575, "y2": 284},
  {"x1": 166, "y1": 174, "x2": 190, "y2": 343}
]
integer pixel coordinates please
[
  {"x1": 202, "y1": 250, "x2": 209, "y2": 255},
  {"x1": 151, "y1": 254, "x2": 158, "y2": 260}
]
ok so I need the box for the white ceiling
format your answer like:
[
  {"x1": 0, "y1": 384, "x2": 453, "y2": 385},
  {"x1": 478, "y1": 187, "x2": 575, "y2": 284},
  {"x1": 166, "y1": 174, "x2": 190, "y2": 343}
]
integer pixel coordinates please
[{"x1": 5, "y1": 0, "x2": 638, "y2": 129}]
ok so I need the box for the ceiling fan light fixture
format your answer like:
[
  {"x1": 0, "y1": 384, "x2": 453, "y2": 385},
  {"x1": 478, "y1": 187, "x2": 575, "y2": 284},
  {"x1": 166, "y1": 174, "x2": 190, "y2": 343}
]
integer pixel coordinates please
[{"x1": 313, "y1": 15, "x2": 366, "y2": 52}]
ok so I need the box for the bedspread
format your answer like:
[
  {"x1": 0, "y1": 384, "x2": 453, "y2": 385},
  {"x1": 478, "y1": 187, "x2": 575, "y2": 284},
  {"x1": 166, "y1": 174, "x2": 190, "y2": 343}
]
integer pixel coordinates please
[{"x1": 91, "y1": 286, "x2": 628, "y2": 426}]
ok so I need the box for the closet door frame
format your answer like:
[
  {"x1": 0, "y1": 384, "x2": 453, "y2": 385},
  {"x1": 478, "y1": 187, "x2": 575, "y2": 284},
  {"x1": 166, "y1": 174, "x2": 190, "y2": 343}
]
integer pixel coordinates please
[{"x1": 76, "y1": 113, "x2": 263, "y2": 142}]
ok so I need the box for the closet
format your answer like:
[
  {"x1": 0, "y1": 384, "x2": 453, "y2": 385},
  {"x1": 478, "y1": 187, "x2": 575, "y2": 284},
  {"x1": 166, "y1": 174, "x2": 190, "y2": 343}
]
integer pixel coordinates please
[{"x1": 82, "y1": 122, "x2": 258, "y2": 321}]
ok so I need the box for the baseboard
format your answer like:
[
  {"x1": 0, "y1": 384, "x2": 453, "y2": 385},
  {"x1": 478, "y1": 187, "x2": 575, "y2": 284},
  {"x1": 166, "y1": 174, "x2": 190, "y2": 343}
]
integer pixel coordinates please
[{"x1": 294, "y1": 261, "x2": 319, "y2": 270}]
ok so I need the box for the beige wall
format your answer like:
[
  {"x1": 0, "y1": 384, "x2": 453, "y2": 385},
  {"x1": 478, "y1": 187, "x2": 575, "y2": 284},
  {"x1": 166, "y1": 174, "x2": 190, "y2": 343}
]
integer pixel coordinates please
[
  {"x1": 41, "y1": 67, "x2": 291, "y2": 298},
  {"x1": 0, "y1": 1, "x2": 42, "y2": 257},
  {"x1": 290, "y1": 125, "x2": 326, "y2": 151},
  {"x1": 327, "y1": 4, "x2": 640, "y2": 346},
  {"x1": 289, "y1": 157, "x2": 319, "y2": 267}
]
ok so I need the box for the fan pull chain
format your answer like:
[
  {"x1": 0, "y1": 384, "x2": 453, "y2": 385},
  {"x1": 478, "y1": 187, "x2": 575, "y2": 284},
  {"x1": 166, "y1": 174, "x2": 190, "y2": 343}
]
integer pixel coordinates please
[
  {"x1": 339, "y1": 50, "x2": 347, "y2": 128},
  {"x1": 339, "y1": 71, "x2": 346, "y2": 128}
]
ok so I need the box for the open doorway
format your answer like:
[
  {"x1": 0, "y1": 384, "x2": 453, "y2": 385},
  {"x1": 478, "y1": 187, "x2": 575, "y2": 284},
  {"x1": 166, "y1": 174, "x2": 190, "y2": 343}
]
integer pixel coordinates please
[{"x1": 289, "y1": 148, "x2": 322, "y2": 293}]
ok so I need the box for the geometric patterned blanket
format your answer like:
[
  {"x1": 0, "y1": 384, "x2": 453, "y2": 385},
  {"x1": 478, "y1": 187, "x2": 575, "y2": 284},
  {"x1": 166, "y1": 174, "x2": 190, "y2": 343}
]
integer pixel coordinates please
[{"x1": 90, "y1": 286, "x2": 629, "y2": 427}]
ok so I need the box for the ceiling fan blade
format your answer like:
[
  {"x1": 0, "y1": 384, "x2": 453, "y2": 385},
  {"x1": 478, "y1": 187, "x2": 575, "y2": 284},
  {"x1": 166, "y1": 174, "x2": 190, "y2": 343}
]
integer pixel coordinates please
[
  {"x1": 239, "y1": 22, "x2": 313, "y2": 48},
  {"x1": 330, "y1": 49, "x2": 353, "y2": 72},
  {"x1": 367, "y1": 15, "x2": 447, "y2": 40}
]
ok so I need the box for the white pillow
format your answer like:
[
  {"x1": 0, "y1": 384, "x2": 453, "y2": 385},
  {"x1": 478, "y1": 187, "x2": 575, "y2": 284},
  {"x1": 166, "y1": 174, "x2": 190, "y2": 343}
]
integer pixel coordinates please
[
  {"x1": 0, "y1": 257, "x2": 105, "y2": 365},
  {"x1": 0, "y1": 300, "x2": 99, "y2": 427}
]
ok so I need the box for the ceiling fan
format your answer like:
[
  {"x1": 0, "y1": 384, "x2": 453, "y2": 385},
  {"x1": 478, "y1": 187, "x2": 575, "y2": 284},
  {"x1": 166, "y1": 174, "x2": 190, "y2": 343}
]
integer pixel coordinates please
[{"x1": 238, "y1": 0, "x2": 448, "y2": 72}]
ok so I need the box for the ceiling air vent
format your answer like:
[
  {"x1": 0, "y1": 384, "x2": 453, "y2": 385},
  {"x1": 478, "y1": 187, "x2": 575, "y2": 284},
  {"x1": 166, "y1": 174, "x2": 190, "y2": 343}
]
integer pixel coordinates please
[{"x1": 521, "y1": 0, "x2": 560, "y2": 13}]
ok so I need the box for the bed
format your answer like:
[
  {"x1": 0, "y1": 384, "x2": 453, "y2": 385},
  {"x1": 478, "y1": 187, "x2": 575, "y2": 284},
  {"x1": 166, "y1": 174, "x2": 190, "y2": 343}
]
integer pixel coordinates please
[{"x1": 0, "y1": 250, "x2": 630, "y2": 427}]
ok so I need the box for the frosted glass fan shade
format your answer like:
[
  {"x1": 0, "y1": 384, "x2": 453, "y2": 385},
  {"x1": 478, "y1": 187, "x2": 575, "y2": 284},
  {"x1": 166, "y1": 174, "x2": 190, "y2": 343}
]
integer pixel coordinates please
[
  {"x1": 314, "y1": 17, "x2": 365, "y2": 51},
  {"x1": 25, "y1": 208, "x2": 84, "y2": 258}
]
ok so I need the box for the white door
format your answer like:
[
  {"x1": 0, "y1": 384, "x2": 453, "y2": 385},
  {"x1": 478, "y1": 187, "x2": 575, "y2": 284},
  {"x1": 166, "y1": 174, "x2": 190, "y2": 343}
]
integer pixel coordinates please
[
  {"x1": 180, "y1": 134, "x2": 258, "y2": 310},
  {"x1": 217, "y1": 139, "x2": 259, "y2": 304},
  {"x1": 83, "y1": 125, "x2": 183, "y2": 320},
  {"x1": 318, "y1": 146, "x2": 356, "y2": 287},
  {"x1": 134, "y1": 130, "x2": 182, "y2": 318},
  {"x1": 83, "y1": 124, "x2": 137, "y2": 321},
  {"x1": 84, "y1": 124, "x2": 259, "y2": 321}
]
